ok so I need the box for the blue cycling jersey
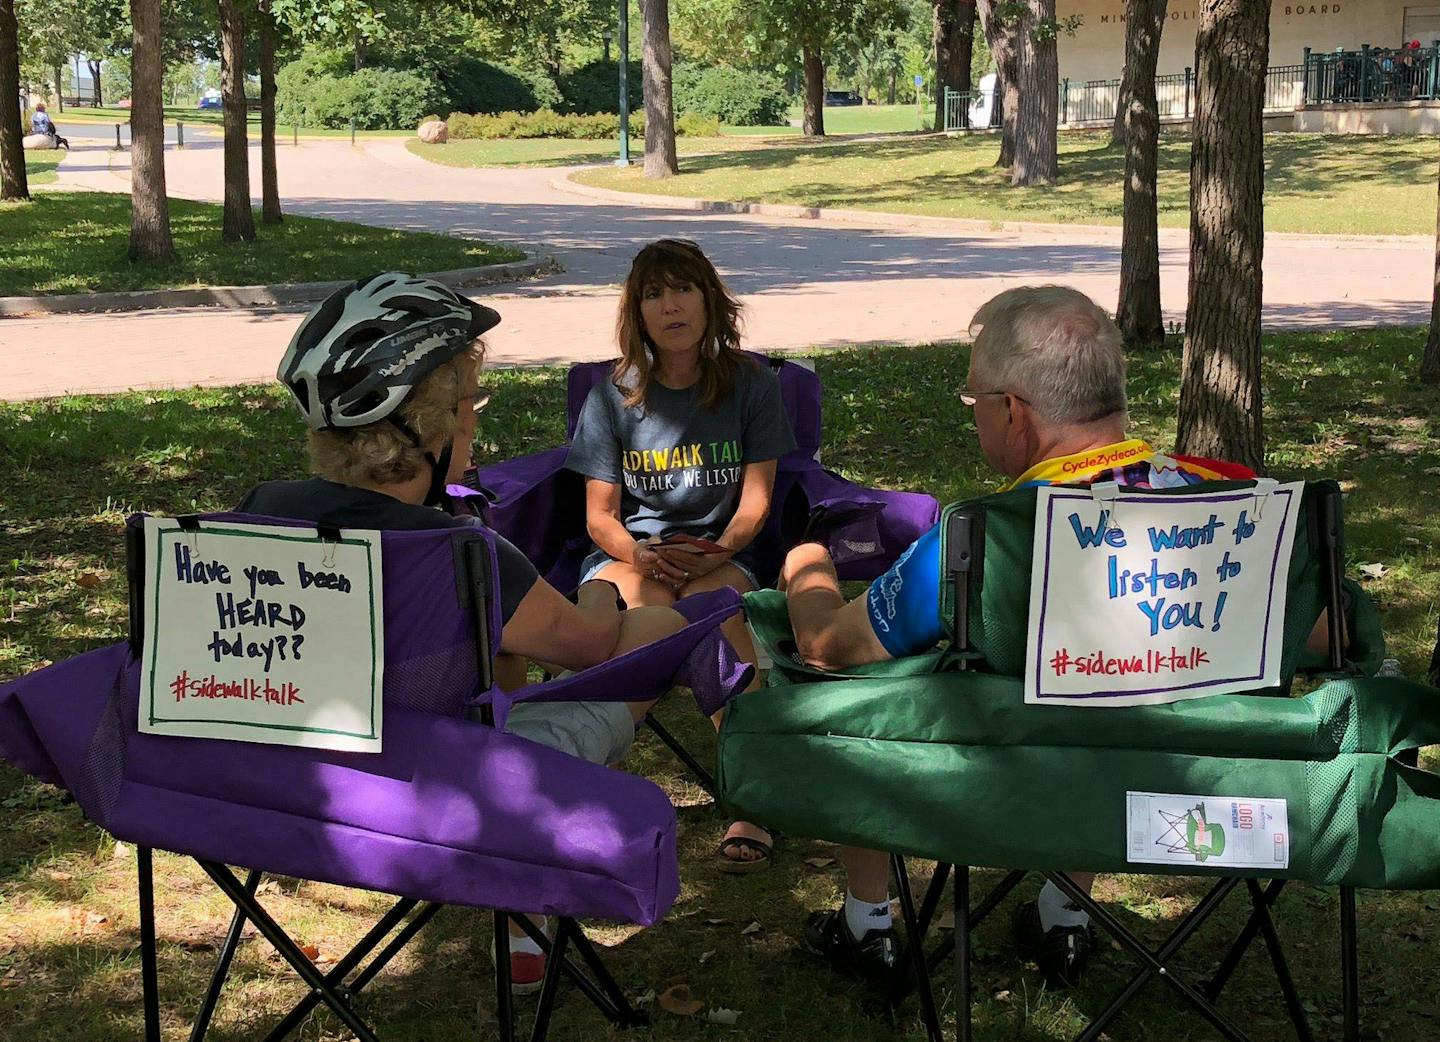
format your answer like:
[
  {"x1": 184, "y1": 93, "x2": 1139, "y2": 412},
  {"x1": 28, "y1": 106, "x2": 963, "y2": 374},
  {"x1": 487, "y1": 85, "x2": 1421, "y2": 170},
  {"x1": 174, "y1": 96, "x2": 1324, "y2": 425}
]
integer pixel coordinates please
[{"x1": 864, "y1": 521, "x2": 944, "y2": 658}]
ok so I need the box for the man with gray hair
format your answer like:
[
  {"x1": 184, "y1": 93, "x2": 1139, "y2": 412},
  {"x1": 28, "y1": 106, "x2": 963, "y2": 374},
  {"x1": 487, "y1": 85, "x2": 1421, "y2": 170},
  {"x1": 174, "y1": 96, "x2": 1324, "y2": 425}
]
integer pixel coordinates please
[{"x1": 782, "y1": 285, "x2": 1254, "y2": 986}]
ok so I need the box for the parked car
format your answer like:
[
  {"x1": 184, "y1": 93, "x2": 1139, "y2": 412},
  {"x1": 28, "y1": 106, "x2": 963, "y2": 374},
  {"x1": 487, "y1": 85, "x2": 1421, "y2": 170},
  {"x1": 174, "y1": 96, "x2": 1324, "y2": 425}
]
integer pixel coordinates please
[
  {"x1": 197, "y1": 89, "x2": 221, "y2": 110},
  {"x1": 824, "y1": 89, "x2": 863, "y2": 107},
  {"x1": 116, "y1": 98, "x2": 132, "y2": 109}
]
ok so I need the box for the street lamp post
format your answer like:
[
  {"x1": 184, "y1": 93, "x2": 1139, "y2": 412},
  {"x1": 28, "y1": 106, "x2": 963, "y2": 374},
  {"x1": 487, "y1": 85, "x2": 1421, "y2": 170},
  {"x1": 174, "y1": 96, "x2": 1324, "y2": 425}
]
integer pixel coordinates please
[
  {"x1": 603, "y1": 31, "x2": 612, "y2": 64},
  {"x1": 616, "y1": 0, "x2": 631, "y2": 166}
]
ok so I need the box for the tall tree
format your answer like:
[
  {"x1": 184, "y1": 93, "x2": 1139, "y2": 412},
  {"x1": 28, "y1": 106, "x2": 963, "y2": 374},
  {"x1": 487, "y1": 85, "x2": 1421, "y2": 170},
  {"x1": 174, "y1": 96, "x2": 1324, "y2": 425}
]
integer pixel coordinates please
[
  {"x1": 258, "y1": 0, "x2": 281, "y2": 223},
  {"x1": 0, "y1": 0, "x2": 26, "y2": 201},
  {"x1": 801, "y1": 33, "x2": 824, "y2": 135},
  {"x1": 128, "y1": 0, "x2": 174, "y2": 260},
  {"x1": 976, "y1": 0, "x2": 1016, "y2": 166},
  {"x1": 1424, "y1": 152, "x2": 1440, "y2": 386},
  {"x1": 1176, "y1": 0, "x2": 1270, "y2": 472},
  {"x1": 933, "y1": 0, "x2": 975, "y2": 131},
  {"x1": 1009, "y1": 0, "x2": 1057, "y2": 185},
  {"x1": 640, "y1": 0, "x2": 676, "y2": 177},
  {"x1": 217, "y1": 0, "x2": 254, "y2": 241},
  {"x1": 1115, "y1": 0, "x2": 1166, "y2": 347}
]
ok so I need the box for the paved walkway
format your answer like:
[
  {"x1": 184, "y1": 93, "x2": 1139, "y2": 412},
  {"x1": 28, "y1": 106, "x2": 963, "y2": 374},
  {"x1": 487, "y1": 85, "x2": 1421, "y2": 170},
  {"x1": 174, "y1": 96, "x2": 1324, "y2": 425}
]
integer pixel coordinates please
[{"x1": 2, "y1": 134, "x2": 1432, "y2": 400}]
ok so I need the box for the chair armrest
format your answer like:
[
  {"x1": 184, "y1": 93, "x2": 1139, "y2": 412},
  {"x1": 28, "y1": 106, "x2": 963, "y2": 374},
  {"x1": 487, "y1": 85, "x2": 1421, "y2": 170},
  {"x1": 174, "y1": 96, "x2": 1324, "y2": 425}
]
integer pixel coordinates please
[{"x1": 783, "y1": 464, "x2": 941, "y2": 581}]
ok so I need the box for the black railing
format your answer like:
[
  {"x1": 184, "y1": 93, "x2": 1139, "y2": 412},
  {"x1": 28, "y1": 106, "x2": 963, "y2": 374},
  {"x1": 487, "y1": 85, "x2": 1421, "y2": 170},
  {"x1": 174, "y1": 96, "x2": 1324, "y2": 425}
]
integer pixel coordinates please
[{"x1": 1302, "y1": 44, "x2": 1440, "y2": 104}]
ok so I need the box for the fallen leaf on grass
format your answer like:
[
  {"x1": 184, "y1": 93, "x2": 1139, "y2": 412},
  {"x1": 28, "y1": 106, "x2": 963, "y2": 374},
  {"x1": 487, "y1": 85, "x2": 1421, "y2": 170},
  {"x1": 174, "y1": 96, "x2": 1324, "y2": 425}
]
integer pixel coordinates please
[
  {"x1": 705, "y1": 1008, "x2": 742, "y2": 1025},
  {"x1": 699, "y1": 949, "x2": 716, "y2": 965},
  {"x1": 802, "y1": 857, "x2": 835, "y2": 869},
  {"x1": 83, "y1": 912, "x2": 110, "y2": 930},
  {"x1": 935, "y1": 909, "x2": 955, "y2": 930},
  {"x1": 256, "y1": 880, "x2": 280, "y2": 896},
  {"x1": 703, "y1": 918, "x2": 727, "y2": 926},
  {"x1": 1358, "y1": 563, "x2": 1389, "y2": 580},
  {"x1": 993, "y1": 989, "x2": 1012, "y2": 1003},
  {"x1": 47, "y1": 871, "x2": 73, "y2": 882},
  {"x1": 634, "y1": 989, "x2": 656, "y2": 1007},
  {"x1": 740, "y1": 921, "x2": 762, "y2": 936},
  {"x1": 112, "y1": 842, "x2": 130, "y2": 860},
  {"x1": 76, "y1": 572, "x2": 101, "y2": 589},
  {"x1": 659, "y1": 984, "x2": 704, "y2": 1016},
  {"x1": 1401, "y1": 926, "x2": 1425, "y2": 941},
  {"x1": 299, "y1": 943, "x2": 321, "y2": 962}
]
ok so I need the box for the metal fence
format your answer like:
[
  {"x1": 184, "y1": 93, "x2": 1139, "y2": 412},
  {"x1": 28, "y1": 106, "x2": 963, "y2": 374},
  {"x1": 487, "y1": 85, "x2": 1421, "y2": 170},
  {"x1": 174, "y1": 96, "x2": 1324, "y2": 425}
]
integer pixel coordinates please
[
  {"x1": 944, "y1": 64, "x2": 1307, "y2": 131},
  {"x1": 1302, "y1": 44, "x2": 1440, "y2": 104}
]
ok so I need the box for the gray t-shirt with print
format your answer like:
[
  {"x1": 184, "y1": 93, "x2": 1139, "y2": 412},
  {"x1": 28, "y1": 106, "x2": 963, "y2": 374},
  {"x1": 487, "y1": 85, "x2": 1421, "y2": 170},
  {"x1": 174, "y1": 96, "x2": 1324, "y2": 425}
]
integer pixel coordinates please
[{"x1": 564, "y1": 361, "x2": 797, "y2": 542}]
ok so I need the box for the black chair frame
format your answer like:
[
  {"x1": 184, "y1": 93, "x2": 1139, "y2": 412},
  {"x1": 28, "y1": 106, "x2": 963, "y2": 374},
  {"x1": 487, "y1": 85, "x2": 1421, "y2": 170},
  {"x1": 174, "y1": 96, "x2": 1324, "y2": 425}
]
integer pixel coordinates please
[
  {"x1": 128, "y1": 523, "x2": 648, "y2": 1042},
  {"x1": 883, "y1": 488, "x2": 1369, "y2": 1042}
]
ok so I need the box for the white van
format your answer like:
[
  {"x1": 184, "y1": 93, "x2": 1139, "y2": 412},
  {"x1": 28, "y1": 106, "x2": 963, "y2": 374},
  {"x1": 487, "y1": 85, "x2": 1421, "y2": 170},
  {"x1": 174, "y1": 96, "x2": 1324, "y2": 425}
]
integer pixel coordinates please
[{"x1": 967, "y1": 73, "x2": 999, "y2": 129}]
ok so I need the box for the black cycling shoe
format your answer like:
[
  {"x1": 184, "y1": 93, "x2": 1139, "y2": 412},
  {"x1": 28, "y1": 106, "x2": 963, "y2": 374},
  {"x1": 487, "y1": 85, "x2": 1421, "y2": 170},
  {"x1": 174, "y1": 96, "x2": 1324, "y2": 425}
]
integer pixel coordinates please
[
  {"x1": 1013, "y1": 899, "x2": 1095, "y2": 987},
  {"x1": 801, "y1": 908, "x2": 901, "y2": 984}
]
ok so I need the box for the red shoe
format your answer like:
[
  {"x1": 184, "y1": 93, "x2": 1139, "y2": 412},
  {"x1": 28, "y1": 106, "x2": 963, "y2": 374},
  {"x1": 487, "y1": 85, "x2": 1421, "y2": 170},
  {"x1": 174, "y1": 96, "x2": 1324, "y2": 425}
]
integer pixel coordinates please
[{"x1": 489, "y1": 917, "x2": 550, "y2": 996}]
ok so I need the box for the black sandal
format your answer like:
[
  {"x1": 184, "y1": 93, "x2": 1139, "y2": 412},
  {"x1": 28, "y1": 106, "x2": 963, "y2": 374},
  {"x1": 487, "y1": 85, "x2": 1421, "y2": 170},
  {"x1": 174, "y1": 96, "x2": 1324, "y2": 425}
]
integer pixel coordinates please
[{"x1": 715, "y1": 830, "x2": 775, "y2": 875}]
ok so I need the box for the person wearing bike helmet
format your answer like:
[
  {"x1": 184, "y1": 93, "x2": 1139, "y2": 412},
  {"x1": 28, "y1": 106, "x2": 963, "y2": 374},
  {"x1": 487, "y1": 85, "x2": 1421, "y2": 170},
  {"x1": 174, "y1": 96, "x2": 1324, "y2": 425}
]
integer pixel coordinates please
[{"x1": 239, "y1": 273, "x2": 685, "y2": 994}]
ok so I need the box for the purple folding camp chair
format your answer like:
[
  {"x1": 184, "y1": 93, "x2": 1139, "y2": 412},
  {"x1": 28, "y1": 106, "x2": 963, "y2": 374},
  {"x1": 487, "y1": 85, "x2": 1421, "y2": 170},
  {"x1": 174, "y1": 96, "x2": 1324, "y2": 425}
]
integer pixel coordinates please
[
  {"x1": 469, "y1": 353, "x2": 940, "y2": 594},
  {"x1": 0, "y1": 512, "x2": 753, "y2": 1042}
]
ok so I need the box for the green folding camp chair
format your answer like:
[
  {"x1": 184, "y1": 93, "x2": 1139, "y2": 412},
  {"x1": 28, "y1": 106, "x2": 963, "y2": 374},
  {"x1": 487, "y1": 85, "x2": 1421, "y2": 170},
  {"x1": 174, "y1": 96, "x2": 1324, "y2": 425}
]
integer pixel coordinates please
[{"x1": 719, "y1": 479, "x2": 1429, "y2": 1042}]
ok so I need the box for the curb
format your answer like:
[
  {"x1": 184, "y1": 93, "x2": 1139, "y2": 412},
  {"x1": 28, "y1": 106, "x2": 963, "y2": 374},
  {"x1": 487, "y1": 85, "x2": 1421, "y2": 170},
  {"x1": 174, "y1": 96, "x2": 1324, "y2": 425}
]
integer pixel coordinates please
[
  {"x1": 0, "y1": 254, "x2": 556, "y2": 318},
  {"x1": 551, "y1": 171, "x2": 1433, "y2": 247}
]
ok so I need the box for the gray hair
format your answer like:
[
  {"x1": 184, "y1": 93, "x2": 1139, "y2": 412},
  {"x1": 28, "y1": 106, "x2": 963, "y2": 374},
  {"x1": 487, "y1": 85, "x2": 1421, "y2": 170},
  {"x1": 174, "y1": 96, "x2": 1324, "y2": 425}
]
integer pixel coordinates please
[{"x1": 968, "y1": 285, "x2": 1127, "y2": 426}]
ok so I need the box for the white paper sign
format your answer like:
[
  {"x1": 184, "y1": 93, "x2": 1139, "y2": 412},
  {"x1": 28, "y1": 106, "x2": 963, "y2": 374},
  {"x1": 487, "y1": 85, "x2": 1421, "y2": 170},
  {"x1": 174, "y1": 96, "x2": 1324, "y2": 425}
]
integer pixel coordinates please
[
  {"x1": 1025, "y1": 482, "x2": 1302, "y2": 706},
  {"x1": 1127, "y1": 791, "x2": 1290, "y2": 870},
  {"x1": 138, "y1": 517, "x2": 384, "y2": 753}
]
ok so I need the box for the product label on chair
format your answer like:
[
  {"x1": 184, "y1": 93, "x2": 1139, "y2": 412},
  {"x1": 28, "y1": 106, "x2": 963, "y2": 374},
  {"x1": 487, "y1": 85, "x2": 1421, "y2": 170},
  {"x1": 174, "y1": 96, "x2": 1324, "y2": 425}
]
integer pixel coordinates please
[
  {"x1": 1127, "y1": 792, "x2": 1289, "y2": 870},
  {"x1": 1025, "y1": 482, "x2": 1302, "y2": 706},
  {"x1": 138, "y1": 517, "x2": 384, "y2": 752}
]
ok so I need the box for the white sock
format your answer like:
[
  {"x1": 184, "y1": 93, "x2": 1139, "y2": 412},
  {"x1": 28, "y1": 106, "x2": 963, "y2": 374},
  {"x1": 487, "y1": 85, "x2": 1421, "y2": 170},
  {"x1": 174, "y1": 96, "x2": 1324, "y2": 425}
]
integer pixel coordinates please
[
  {"x1": 1038, "y1": 881, "x2": 1090, "y2": 931},
  {"x1": 508, "y1": 916, "x2": 546, "y2": 956},
  {"x1": 845, "y1": 890, "x2": 893, "y2": 938}
]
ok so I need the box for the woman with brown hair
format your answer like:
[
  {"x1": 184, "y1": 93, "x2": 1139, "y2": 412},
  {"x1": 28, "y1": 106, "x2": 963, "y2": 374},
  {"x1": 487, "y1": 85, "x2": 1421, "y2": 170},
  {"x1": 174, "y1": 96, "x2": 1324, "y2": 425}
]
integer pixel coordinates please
[{"x1": 566, "y1": 239, "x2": 796, "y2": 872}]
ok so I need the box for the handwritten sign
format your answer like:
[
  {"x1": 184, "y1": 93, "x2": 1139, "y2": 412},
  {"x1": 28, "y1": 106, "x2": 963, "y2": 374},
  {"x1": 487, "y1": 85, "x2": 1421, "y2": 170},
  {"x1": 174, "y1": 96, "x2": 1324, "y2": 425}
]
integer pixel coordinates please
[
  {"x1": 1127, "y1": 791, "x2": 1290, "y2": 870},
  {"x1": 1025, "y1": 482, "x2": 1302, "y2": 706},
  {"x1": 138, "y1": 518, "x2": 384, "y2": 752}
]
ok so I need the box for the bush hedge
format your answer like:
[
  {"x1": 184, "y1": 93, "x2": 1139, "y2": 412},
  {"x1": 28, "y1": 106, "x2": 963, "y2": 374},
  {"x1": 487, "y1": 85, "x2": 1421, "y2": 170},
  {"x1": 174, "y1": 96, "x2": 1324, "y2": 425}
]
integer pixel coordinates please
[
  {"x1": 558, "y1": 60, "x2": 644, "y2": 114},
  {"x1": 673, "y1": 64, "x2": 789, "y2": 126},
  {"x1": 442, "y1": 109, "x2": 720, "y2": 141},
  {"x1": 302, "y1": 68, "x2": 443, "y2": 130},
  {"x1": 437, "y1": 58, "x2": 563, "y2": 116}
]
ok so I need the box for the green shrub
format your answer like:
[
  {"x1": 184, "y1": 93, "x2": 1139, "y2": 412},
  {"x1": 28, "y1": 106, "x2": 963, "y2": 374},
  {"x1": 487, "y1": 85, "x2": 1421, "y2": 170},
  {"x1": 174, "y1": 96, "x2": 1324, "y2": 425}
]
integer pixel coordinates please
[
  {"x1": 442, "y1": 107, "x2": 716, "y2": 142},
  {"x1": 675, "y1": 112, "x2": 721, "y2": 136},
  {"x1": 437, "y1": 58, "x2": 562, "y2": 116},
  {"x1": 275, "y1": 49, "x2": 353, "y2": 125},
  {"x1": 673, "y1": 64, "x2": 789, "y2": 126},
  {"x1": 305, "y1": 68, "x2": 442, "y2": 130},
  {"x1": 558, "y1": 60, "x2": 644, "y2": 114}
]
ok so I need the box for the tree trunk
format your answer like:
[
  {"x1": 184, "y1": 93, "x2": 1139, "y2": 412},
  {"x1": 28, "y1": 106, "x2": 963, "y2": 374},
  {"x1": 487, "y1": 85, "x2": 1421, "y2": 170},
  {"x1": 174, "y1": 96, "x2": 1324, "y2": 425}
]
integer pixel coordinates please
[
  {"x1": 353, "y1": 35, "x2": 366, "y2": 71},
  {"x1": 0, "y1": 0, "x2": 25, "y2": 201},
  {"x1": 1116, "y1": 0, "x2": 1167, "y2": 348},
  {"x1": 218, "y1": 0, "x2": 255, "y2": 242},
  {"x1": 89, "y1": 58, "x2": 102, "y2": 106},
  {"x1": 259, "y1": 0, "x2": 281, "y2": 223},
  {"x1": 128, "y1": 0, "x2": 175, "y2": 261},
  {"x1": 54, "y1": 65, "x2": 63, "y2": 111},
  {"x1": 640, "y1": 0, "x2": 677, "y2": 178},
  {"x1": 933, "y1": 0, "x2": 974, "y2": 131},
  {"x1": 977, "y1": 0, "x2": 1018, "y2": 166},
  {"x1": 802, "y1": 39, "x2": 825, "y2": 136},
  {"x1": 1423, "y1": 152, "x2": 1440, "y2": 385},
  {"x1": 888, "y1": 67, "x2": 896, "y2": 105},
  {"x1": 1011, "y1": 0, "x2": 1059, "y2": 186},
  {"x1": 1112, "y1": 61, "x2": 1128, "y2": 145},
  {"x1": 1176, "y1": 0, "x2": 1270, "y2": 472}
]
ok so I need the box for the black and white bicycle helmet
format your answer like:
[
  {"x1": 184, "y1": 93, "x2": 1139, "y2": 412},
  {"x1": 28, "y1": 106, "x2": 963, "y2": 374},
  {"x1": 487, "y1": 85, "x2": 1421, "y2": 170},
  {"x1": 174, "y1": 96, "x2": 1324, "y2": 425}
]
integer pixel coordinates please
[{"x1": 278, "y1": 272, "x2": 501, "y2": 431}]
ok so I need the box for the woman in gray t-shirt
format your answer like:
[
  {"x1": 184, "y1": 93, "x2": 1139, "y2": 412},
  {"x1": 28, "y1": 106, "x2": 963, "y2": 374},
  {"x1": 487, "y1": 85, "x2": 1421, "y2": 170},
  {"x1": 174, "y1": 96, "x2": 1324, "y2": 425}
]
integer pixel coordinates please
[{"x1": 566, "y1": 239, "x2": 796, "y2": 873}]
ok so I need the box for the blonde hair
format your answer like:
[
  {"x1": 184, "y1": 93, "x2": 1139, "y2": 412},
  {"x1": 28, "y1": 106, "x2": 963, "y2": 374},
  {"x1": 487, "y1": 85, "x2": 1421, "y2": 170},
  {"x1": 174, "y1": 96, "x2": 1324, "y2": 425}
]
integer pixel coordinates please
[
  {"x1": 969, "y1": 285, "x2": 1127, "y2": 426},
  {"x1": 308, "y1": 342, "x2": 483, "y2": 486}
]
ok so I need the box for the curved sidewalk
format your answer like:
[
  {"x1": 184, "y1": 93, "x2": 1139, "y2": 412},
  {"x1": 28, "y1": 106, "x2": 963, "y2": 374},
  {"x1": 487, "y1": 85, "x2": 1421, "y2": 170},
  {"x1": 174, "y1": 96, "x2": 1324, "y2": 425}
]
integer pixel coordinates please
[{"x1": 1, "y1": 136, "x2": 1430, "y2": 401}]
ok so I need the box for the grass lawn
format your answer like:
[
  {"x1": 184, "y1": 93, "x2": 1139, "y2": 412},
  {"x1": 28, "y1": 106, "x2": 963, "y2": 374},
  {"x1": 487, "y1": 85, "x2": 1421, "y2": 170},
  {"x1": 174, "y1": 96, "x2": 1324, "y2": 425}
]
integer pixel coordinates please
[
  {"x1": 55, "y1": 106, "x2": 414, "y2": 138},
  {"x1": 0, "y1": 192, "x2": 524, "y2": 296},
  {"x1": 574, "y1": 131, "x2": 1440, "y2": 236},
  {"x1": 1, "y1": 330, "x2": 1438, "y2": 1040},
  {"x1": 406, "y1": 133, "x2": 791, "y2": 169},
  {"x1": 18, "y1": 151, "x2": 64, "y2": 188}
]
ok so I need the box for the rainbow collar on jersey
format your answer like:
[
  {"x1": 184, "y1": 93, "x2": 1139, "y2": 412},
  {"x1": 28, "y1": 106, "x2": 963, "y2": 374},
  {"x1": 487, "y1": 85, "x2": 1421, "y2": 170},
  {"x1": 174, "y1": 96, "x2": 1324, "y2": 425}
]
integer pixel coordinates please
[{"x1": 999, "y1": 438, "x2": 1159, "y2": 492}]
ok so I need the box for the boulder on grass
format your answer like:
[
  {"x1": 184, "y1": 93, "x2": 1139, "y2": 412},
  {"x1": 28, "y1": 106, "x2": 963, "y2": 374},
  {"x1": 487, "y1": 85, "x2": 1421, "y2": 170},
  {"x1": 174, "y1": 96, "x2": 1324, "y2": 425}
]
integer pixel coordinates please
[
  {"x1": 418, "y1": 119, "x2": 448, "y2": 144},
  {"x1": 22, "y1": 132, "x2": 56, "y2": 150}
]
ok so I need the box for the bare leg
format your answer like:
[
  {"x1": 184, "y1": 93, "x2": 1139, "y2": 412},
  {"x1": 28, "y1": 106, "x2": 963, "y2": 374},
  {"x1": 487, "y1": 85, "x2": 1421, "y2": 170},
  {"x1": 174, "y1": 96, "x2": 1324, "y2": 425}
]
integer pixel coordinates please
[
  {"x1": 840, "y1": 846, "x2": 891, "y2": 904},
  {"x1": 677, "y1": 564, "x2": 772, "y2": 864}
]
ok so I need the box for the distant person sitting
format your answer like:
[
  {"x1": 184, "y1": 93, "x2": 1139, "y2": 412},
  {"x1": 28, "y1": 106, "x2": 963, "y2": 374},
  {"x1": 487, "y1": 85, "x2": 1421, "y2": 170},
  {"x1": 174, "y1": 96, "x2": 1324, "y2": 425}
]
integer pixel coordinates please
[{"x1": 29, "y1": 102, "x2": 68, "y2": 149}]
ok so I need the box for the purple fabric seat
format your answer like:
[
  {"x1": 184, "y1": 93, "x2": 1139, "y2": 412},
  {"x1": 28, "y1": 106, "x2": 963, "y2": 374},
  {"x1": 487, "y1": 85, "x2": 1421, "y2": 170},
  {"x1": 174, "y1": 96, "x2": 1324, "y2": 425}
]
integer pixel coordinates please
[
  {"x1": 471, "y1": 354, "x2": 941, "y2": 592},
  {"x1": 0, "y1": 516, "x2": 754, "y2": 926}
]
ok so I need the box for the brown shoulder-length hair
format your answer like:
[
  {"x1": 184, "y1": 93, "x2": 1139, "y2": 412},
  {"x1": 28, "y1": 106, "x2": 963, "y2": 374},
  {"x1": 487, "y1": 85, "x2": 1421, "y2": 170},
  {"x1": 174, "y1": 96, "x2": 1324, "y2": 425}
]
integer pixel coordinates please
[{"x1": 613, "y1": 238, "x2": 753, "y2": 411}]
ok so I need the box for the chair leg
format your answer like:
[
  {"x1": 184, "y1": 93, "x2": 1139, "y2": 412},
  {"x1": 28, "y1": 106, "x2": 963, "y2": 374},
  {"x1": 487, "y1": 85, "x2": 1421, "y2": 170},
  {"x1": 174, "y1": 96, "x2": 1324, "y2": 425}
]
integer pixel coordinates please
[
  {"x1": 528, "y1": 920, "x2": 571, "y2": 1042},
  {"x1": 643, "y1": 713, "x2": 716, "y2": 795},
  {"x1": 892, "y1": 854, "x2": 944, "y2": 1042},
  {"x1": 1340, "y1": 887, "x2": 1359, "y2": 1042},
  {"x1": 1205, "y1": 877, "x2": 1286, "y2": 1000},
  {"x1": 563, "y1": 919, "x2": 649, "y2": 1028},
  {"x1": 196, "y1": 861, "x2": 381, "y2": 1042},
  {"x1": 954, "y1": 866, "x2": 972, "y2": 1042},
  {"x1": 1246, "y1": 880, "x2": 1314, "y2": 1042},
  {"x1": 1047, "y1": 873, "x2": 1252, "y2": 1042},
  {"x1": 190, "y1": 869, "x2": 262, "y2": 1042},
  {"x1": 495, "y1": 911, "x2": 515, "y2": 1042},
  {"x1": 918, "y1": 862, "x2": 953, "y2": 936},
  {"x1": 138, "y1": 846, "x2": 161, "y2": 1042}
]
